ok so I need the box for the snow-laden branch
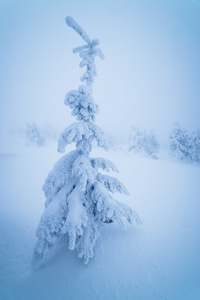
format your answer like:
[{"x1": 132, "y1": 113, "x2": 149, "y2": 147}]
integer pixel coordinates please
[
  {"x1": 90, "y1": 157, "x2": 119, "y2": 173},
  {"x1": 97, "y1": 173, "x2": 129, "y2": 195},
  {"x1": 58, "y1": 122, "x2": 110, "y2": 154},
  {"x1": 91, "y1": 182, "x2": 142, "y2": 228},
  {"x1": 65, "y1": 16, "x2": 104, "y2": 85},
  {"x1": 72, "y1": 154, "x2": 97, "y2": 191},
  {"x1": 76, "y1": 219, "x2": 99, "y2": 264},
  {"x1": 42, "y1": 150, "x2": 79, "y2": 207},
  {"x1": 65, "y1": 85, "x2": 99, "y2": 122},
  {"x1": 32, "y1": 186, "x2": 69, "y2": 266},
  {"x1": 65, "y1": 16, "x2": 92, "y2": 45},
  {"x1": 61, "y1": 186, "x2": 88, "y2": 250}
]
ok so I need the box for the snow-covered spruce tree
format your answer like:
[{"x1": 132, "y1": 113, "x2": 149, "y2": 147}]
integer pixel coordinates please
[
  {"x1": 32, "y1": 17, "x2": 141, "y2": 266},
  {"x1": 144, "y1": 133, "x2": 159, "y2": 159},
  {"x1": 188, "y1": 130, "x2": 200, "y2": 164},
  {"x1": 129, "y1": 127, "x2": 144, "y2": 153},
  {"x1": 129, "y1": 127, "x2": 159, "y2": 159},
  {"x1": 169, "y1": 122, "x2": 190, "y2": 160},
  {"x1": 25, "y1": 123, "x2": 45, "y2": 147}
]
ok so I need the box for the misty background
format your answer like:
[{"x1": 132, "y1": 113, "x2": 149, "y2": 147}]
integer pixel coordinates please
[{"x1": 1, "y1": 0, "x2": 200, "y2": 147}]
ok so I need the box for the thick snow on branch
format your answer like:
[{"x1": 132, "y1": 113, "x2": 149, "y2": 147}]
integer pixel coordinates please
[
  {"x1": 78, "y1": 44, "x2": 104, "y2": 85},
  {"x1": 33, "y1": 183, "x2": 88, "y2": 266},
  {"x1": 65, "y1": 16, "x2": 92, "y2": 45},
  {"x1": 97, "y1": 173, "x2": 129, "y2": 195},
  {"x1": 58, "y1": 122, "x2": 110, "y2": 153},
  {"x1": 91, "y1": 182, "x2": 141, "y2": 229},
  {"x1": 61, "y1": 186, "x2": 88, "y2": 250},
  {"x1": 42, "y1": 150, "x2": 79, "y2": 207},
  {"x1": 66, "y1": 16, "x2": 104, "y2": 85},
  {"x1": 76, "y1": 219, "x2": 99, "y2": 264},
  {"x1": 72, "y1": 154, "x2": 97, "y2": 191},
  {"x1": 90, "y1": 157, "x2": 119, "y2": 173},
  {"x1": 32, "y1": 184, "x2": 69, "y2": 266},
  {"x1": 65, "y1": 85, "x2": 99, "y2": 122}
]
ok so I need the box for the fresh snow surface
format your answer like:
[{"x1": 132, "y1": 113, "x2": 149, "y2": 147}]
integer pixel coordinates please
[{"x1": 0, "y1": 142, "x2": 200, "y2": 300}]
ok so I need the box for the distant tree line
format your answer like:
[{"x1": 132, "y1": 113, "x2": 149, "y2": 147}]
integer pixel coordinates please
[
  {"x1": 129, "y1": 122, "x2": 200, "y2": 165},
  {"x1": 25, "y1": 122, "x2": 200, "y2": 165}
]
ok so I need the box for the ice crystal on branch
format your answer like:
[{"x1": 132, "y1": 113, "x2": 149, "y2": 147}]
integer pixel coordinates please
[{"x1": 33, "y1": 16, "x2": 141, "y2": 267}]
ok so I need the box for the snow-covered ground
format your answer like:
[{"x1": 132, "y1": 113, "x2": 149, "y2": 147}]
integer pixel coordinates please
[{"x1": 0, "y1": 139, "x2": 200, "y2": 300}]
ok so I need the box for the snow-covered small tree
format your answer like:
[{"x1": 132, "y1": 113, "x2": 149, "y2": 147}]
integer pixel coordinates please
[
  {"x1": 169, "y1": 122, "x2": 190, "y2": 160},
  {"x1": 129, "y1": 127, "x2": 144, "y2": 153},
  {"x1": 32, "y1": 17, "x2": 141, "y2": 266},
  {"x1": 188, "y1": 130, "x2": 200, "y2": 164},
  {"x1": 129, "y1": 127, "x2": 159, "y2": 159},
  {"x1": 144, "y1": 133, "x2": 159, "y2": 159},
  {"x1": 25, "y1": 123, "x2": 45, "y2": 147}
]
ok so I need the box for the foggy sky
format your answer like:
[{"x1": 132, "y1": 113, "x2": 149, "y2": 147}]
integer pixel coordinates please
[{"x1": 1, "y1": 0, "x2": 200, "y2": 142}]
